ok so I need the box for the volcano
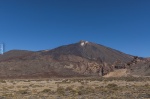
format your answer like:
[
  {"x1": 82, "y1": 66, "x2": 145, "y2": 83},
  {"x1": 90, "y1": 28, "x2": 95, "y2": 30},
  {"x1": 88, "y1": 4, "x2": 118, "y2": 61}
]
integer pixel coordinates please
[{"x1": 0, "y1": 40, "x2": 149, "y2": 78}]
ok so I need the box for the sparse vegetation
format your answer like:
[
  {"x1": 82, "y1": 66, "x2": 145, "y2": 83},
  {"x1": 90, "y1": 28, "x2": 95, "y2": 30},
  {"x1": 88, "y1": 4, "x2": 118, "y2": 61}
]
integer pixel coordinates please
[
  {"x1": 0, "y1": 77, "x2": 149, "y2": 99},
  {"x1": 0, "y1": 80, "x2": 6, "y2": 83},
  {"x1": 42, "y1": 89, "x2": 53, "y2": 93},
  {"x1": 57, "y1": 87, "x2": 65, "y2": 95},
  {"x1": 17, "y1": 89, "x2": 28, "y2": 94}
]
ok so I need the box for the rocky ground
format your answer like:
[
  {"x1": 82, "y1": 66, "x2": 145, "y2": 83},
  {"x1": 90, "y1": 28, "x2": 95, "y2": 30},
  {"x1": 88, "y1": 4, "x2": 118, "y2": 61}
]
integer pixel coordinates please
[{"x1": 0, "y1": 77, "x2": 150, "y2": 99}]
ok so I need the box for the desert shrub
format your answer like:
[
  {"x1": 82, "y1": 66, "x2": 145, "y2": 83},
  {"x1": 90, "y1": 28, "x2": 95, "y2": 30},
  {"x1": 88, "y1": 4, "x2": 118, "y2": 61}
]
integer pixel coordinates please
[
  {"x1": 144, "y1": 83, "x2": 150, "y2": 87},
  {"x1": 65, "y1": 86, "x2": 73, "y2": 91},
  {"x1": 125, "y1": 77, "x2": 138, "y2": 81},
  {"x1": 104, "y1": 77, "x2": 115, "y2": 81},
  {"x1": 7, "y1": 86, "x2": 14, "y2": 89},
  {"x1": 0, "y1": 80, "x2": 6, "y2": 83},
  {"x1": 76, "y1": 86, "x2": 85, "y2": 95},
  {"x1": 106, "y1": 83, "x2": 118, "y2": 91},
  {"x1": 122, "y1": 77, "x2": 148, "y2": 82},
  {"x1": 22, "y1": 86, "x2": 29, "y2": 88},
  {"x1": 2, "y1": 93, "x2": 13, "y2": 97},
  {"x1": 97, "y1": 78, "x2": 104, "y2": 81},
  {"x1": 31, "y1": 85, "x2": 42, "y2": 88},
  {"x1": 78, "y1": 86, "x2": 84, "y2": 90},
  {"x1": 23, "y1": 80, "x2": 31, "y2": 82},
  {"x1": 62, "y1": 79, "x2": 68, "y2": 83},
  {"x1": 17, "y1": 90, "x2": 28, "y2": 94},
  {"x1": 138, "y1": 93, "x2": 150, "y2": 98},
  {"x1": 56, "y1": 87, "x2": 65, "y2": 95},
  {"x1": 76, "y1": 86, "x2": 95, "y2": 95},
  {"x1": 85, "y1": 87, "x2": 95, "y2": 93},
  {"x1": 144, "y1": 83, "x2": 148, "y2": 86},
  {"x1": 65, "y1": 86, "x2": 76, "y2": 95},
  {"x1": 95, "y1": 86, "x2": 102, "y2": 91},
  {"x1": 2, "y1": 87, "x2": 8, "y2": 91},
  {"x1": 42, "y1": 89, "x2": 52, "y2": 93},
  {"x1": 108, "y1": 95, "x2": 120, "y2": 99},
  {"x1": 80, "y1": 81, "x2": 85, "y2": 85},
  {"x1": 31, "y1": 89, "x2": 37, "y2": 94},
  {"x1": 107, "y1": 83, "x2": 118, "y2": 88}
]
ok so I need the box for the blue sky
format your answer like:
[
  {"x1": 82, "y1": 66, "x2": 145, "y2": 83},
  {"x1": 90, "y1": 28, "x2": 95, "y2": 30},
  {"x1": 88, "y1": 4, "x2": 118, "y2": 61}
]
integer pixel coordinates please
[{"x1": 0, "y1": 0, "x2": 150, "y2": 57}]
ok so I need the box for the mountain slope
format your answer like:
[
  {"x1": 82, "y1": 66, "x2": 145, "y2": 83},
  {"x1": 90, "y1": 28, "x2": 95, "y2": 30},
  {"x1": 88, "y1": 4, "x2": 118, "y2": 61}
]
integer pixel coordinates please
[
  {"x1": 0, "y1": 50, "x2": 34, "y2": 62},
  {"x1": 43, "y1": 40, "x2": 133, "y2": 63},
  {"x1": 127, "y1": 59, "x2": 150, "y2": 76},
  {"x1": 0, "y1": 40, "x2": 147, "y2": 78}
]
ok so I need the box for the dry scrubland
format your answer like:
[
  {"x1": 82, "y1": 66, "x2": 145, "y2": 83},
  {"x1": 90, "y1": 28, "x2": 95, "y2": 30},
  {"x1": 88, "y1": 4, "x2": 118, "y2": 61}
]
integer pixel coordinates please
[{"x1": 0, "y1": 77, "x2": 150, "y2": 99}]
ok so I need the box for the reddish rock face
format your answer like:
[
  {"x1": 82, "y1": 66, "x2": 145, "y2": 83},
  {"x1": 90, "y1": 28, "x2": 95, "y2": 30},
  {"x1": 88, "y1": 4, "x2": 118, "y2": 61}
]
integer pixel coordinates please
[
  {"x1": 126, "y1": 57, "x2": 150, "y2": 76},
  {"x1": 1, "y1": 40, "x2": 149, "y2": 78}
]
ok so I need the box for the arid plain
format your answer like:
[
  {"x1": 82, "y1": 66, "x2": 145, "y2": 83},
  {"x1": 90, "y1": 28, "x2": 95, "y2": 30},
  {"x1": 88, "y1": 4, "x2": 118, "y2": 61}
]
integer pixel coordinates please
[{"x1": 0, "y1": 77, "x2": 150, "y2": 99}]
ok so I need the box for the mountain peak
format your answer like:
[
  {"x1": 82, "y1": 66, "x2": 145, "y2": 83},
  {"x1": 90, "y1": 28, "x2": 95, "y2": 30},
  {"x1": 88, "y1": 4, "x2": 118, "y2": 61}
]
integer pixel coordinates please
[
  {"x1": 79, "y1": 40, "x2": 89, "y2": 46},
  {"x1": 45, "y1": 40, "x2": 133, "y2": 63}
]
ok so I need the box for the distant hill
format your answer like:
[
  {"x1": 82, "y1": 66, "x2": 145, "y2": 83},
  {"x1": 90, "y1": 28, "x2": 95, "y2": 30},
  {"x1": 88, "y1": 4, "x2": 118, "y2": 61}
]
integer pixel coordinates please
[
  {"x1": 0, "y1": 40, "x2": 149, "y2": 78},
  {"x1": 0, "y1": 50, "x2": 34, "y2": 62}
]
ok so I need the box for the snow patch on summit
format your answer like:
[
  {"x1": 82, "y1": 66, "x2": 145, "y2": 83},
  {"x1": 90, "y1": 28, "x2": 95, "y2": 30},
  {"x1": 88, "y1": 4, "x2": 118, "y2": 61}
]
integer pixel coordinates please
[
  {"x1": 81, "y1": 42, "x2": 85, "y2": 46},
  {"x1": 80, "y1": 40, "x2": 89, "y2": 46}
]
